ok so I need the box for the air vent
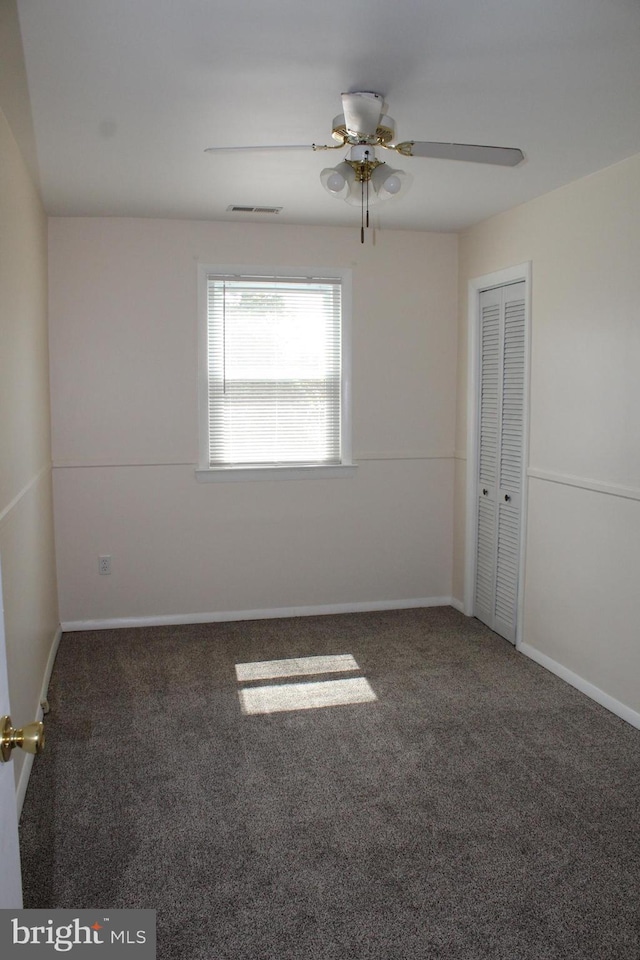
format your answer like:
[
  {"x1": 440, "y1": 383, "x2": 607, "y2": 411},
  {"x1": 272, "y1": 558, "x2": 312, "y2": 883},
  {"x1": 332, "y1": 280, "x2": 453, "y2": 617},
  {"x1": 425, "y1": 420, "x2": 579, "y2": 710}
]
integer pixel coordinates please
[{"x1": 227, "y1": 205, "x2": 282, "y2": 215}]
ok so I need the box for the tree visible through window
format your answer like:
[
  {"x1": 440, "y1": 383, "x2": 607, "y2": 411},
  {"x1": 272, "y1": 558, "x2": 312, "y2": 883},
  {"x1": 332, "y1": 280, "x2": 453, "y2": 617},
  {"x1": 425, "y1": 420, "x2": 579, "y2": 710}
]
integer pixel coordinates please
[{"x1": 203, "y1": 273, "x2": 346, "y2": 469}]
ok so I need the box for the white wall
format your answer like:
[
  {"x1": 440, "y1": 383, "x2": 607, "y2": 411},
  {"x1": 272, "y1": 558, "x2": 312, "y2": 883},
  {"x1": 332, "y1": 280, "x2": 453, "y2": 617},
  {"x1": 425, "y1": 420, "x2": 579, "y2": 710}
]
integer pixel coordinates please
[
  {"x1": 456, "y1": 154, "x2": 640, "y2": 717},
  {"x1": 0, "y1": 98, "x2": 59, "y2": 792},
  {"x1": 49, "y1": 218, "x2": 458, "y2": 624}
]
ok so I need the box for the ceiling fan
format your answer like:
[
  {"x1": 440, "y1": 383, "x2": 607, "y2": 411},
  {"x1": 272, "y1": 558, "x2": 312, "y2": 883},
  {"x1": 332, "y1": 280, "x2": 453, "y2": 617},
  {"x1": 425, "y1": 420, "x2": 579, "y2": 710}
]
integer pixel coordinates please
[{"x1": 205, "y1": 92, "x2": 524, "y2": 241}]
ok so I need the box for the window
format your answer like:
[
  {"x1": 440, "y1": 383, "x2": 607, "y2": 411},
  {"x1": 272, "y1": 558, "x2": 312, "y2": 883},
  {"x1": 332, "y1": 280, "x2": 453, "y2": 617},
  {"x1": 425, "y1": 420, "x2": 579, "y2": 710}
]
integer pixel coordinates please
[{"x1": 197, "y1": 265, "x2": 354, "y2": 481}]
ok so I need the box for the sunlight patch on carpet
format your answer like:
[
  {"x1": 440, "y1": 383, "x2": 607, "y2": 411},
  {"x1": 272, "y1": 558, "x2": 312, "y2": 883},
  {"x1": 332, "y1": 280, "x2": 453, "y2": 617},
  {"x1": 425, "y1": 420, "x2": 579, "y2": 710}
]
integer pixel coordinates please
[
  {"x1": 238, "y1": 677, "x2": 377, "y2": 715},
  {"x1": 235, "y1": 653, "x2": 360, "y2": 682}
]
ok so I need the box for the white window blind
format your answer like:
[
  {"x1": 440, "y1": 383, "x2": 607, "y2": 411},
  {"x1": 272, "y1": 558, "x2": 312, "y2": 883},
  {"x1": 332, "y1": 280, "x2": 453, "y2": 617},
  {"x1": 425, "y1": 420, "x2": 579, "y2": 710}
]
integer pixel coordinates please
[{"x1": 205, "y1": 274, "x2": 343, "y2": 468}]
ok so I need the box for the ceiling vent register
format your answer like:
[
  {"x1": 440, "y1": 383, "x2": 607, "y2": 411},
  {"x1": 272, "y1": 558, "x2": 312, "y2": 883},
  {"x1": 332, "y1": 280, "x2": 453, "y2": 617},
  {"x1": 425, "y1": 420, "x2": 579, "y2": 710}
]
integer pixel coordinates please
[{"x1": 227, "y1": 205, "x2": 283, "y2": 214}]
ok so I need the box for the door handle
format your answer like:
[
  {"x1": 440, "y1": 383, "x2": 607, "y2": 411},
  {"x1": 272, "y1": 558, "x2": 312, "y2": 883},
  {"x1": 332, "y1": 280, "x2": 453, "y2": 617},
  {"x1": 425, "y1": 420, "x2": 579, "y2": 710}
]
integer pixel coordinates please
[
  {"x1": 482, "y1": 488, "x2": 488, "y2": 496},
  {"x1": 504, "y1": 494, "x2": 511, "y2": 502},
  {"x1": 0, "y1": 715, "x2": 45, "y2": 763}
]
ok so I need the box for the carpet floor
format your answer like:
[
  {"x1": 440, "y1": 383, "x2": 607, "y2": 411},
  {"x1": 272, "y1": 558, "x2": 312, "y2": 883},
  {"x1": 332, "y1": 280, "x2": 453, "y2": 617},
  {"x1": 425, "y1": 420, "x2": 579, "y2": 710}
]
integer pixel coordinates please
[{"x1": 19, "y1": 607, "x2": 640, "y2": 959}]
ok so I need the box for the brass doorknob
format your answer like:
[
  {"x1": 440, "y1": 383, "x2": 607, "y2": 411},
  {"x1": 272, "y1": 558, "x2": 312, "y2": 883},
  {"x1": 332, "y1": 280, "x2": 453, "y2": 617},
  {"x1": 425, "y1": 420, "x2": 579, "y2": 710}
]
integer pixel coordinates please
[{"x1": 0, "y1": 715, "x2": 45, "y2": 763}]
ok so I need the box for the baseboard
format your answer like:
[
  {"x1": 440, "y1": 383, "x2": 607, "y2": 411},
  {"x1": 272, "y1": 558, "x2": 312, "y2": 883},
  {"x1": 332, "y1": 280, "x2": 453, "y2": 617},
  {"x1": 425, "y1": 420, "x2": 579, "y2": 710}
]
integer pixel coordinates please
[
  {"x1": 16, "y1": 624, "x2": 62, "y2": 818},
  {"x1": 61, "y1": 597, "x2": 458, "y2": 633},
  {"x1": 449, "y1": 597, "x2": 465, "y2": 614},
  {"x1": 518, "y1": 642, "x2": 640, "y2": 731}
]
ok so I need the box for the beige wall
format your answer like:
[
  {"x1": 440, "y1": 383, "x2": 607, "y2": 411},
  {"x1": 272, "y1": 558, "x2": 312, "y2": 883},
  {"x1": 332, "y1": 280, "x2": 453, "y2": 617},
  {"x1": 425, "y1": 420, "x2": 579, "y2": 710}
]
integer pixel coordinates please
[
  {"x1": 49, "y1": 219, "x2": 458, "y2": 623},
  {"x1": 0, "y1": 103, "x2": 59, "y2": 790},
  {"x1": 456, "y1": 155, "x2": 640, "y2": 714}
]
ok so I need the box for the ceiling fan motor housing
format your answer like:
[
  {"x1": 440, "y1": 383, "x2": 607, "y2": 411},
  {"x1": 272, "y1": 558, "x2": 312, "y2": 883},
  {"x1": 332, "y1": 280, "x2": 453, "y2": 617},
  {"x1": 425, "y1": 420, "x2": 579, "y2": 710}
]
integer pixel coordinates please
[{"x1": 331, "y1": 114, "x2": 396, "y2": 146}]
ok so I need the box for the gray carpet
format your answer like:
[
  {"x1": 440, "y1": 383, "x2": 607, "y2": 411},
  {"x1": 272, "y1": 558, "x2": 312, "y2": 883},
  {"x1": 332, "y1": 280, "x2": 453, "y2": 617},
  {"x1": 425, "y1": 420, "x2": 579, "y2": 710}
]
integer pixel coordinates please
[{"x1": 19, "y1": 607, "x2": 640, "y2": 959}]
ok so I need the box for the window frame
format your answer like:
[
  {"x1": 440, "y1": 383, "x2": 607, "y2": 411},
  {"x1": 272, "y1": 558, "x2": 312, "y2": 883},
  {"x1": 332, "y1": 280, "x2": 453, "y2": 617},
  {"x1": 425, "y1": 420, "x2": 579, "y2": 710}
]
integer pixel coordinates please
[{"x1": 196, "y1": 263, "x2": 356, "y2": 482}]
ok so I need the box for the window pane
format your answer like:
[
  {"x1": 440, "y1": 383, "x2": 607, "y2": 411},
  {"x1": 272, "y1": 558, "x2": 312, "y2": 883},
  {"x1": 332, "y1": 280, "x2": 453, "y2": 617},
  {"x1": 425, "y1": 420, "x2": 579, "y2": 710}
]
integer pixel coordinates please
[{"x1": 206, "y1": 277, "x2": 342, "y2": 466}]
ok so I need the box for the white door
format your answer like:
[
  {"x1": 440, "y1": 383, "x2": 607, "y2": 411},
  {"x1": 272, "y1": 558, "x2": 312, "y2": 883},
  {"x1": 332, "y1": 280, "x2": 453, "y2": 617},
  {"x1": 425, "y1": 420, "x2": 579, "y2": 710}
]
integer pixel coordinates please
[
  {"x1": 0, "y1": 556, "x2": 23, "y2": 908},
  {"x1": 474, "y1": 281, "x2": 526, "y2": 643}
]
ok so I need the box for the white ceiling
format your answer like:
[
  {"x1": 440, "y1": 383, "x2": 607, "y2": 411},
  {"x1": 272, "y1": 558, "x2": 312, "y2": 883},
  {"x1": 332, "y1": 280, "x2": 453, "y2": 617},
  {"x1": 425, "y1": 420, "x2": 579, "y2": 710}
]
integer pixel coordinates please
[{"x1": 15, "y1": 0, "x2": 640, "y2": 232}]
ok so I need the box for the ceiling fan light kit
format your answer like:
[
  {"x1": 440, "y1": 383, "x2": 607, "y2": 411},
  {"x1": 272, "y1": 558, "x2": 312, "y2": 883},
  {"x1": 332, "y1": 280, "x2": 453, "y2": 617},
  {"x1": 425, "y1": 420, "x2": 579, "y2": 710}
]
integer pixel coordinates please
[
  {"x1": 321, "y1": 146, "x2": 410, "y2": 205},
  {"x1": 205, "y1": 91, "x2": 524, "y2": 242}
]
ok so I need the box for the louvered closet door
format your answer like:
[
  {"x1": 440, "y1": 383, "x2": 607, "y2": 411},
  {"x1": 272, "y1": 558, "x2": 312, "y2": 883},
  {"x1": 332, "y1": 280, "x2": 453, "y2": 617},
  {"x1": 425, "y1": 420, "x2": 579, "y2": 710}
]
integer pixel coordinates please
[{"x1": 475, "y1": 281, "x2": 526, "y2": 643}]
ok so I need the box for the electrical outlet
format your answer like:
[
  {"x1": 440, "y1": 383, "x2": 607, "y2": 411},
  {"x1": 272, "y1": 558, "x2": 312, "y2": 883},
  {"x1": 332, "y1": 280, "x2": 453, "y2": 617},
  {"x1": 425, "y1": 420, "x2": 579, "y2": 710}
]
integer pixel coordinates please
[{"x1": 99, "y1": 555, "x2": 112, "y2": 575}]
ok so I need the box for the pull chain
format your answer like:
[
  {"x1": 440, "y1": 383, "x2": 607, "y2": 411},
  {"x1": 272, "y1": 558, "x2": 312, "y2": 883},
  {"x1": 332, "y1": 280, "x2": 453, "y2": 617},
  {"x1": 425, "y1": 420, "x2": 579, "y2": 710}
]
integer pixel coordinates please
[
  {"x1": 366, "y1": 173, "x2": 370, "y2": 229},
  {"x1": 360, "y1": 151, "x2": 371, "y2": 244}
]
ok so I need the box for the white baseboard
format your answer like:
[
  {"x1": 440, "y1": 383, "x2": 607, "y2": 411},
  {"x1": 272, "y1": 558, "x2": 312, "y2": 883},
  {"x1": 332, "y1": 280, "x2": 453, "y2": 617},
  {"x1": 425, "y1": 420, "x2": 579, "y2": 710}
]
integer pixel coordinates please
[
  {"x1": 449, "y1": 597, "x2": 465, "y2": 614},
  {"x1": 518, "y1": 642, "x2": 640, "y2": 731},
  {"x1": 61, "y1": 596, "x2": 458, "y2": 633},
  {"x1": 16, "y1": 624, "x2": 62, "y2": 818}
]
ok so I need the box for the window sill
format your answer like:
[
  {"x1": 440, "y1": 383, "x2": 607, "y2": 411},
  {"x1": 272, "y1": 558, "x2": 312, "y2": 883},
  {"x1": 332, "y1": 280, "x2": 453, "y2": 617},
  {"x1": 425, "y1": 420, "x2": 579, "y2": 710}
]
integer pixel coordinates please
[{"x1": 195, "y1": 463, "x2": 358, "y2": 483}]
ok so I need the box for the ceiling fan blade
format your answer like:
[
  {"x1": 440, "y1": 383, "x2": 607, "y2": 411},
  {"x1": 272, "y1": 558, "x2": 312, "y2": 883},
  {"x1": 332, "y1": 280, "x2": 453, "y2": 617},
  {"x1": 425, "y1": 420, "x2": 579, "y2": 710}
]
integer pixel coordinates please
[
  {"x1": 395, "y1": 141, "x2": 524, "y2": 166},
  {"x1": 204, "y1": 144, "x2": 318, "y2": 154},
  {"x1": 341, "y1": 91, "x2": 384, "y2": 139}
]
